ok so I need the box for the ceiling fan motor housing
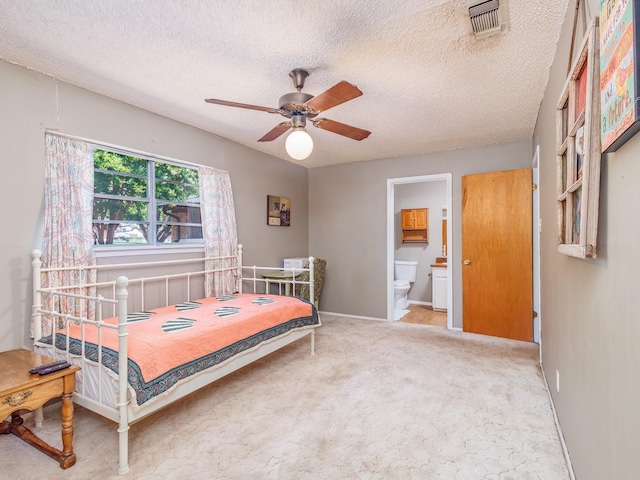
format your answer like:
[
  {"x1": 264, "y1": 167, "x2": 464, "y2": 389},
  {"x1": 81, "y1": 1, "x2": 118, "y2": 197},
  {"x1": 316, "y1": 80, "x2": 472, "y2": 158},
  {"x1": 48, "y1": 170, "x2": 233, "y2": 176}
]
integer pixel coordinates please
[{"x1": 278, "y1": 92, "x2": 316, "y2": 117}]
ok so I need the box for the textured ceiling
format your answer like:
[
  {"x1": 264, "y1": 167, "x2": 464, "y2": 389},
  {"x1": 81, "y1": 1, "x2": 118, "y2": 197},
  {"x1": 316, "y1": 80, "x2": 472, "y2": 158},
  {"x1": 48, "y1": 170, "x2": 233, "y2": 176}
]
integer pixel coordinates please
[{"x1": 0, "y1": 0, "x2": 570, "y2": 168}]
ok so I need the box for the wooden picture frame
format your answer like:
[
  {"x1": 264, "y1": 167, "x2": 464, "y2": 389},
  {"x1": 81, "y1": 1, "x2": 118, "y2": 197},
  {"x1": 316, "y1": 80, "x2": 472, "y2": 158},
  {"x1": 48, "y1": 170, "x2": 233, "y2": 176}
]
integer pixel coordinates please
[
  {"x1": 555, "y1": 18, "x2": 602, "y2": 259},
  {"x1": 267, "y1": 195, "x2": 290, "y2": 226}
]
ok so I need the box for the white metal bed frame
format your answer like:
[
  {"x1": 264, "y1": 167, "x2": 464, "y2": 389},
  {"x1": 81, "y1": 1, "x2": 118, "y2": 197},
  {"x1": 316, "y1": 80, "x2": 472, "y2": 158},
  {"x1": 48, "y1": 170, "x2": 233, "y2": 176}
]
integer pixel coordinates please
[{"x1": 30, "y1": 244, "x2": 316, "y2": 474}]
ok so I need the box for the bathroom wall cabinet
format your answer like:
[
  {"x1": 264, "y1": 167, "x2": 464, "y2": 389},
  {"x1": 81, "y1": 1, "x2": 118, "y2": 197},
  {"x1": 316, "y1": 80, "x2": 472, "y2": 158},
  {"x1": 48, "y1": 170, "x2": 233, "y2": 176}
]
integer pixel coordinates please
[
  {"x1": 432, "y1": 266, "x2": 447, "y2": 311},
  {"x1": 401, "y1": 208, "x2": 428, "y2": 243}
]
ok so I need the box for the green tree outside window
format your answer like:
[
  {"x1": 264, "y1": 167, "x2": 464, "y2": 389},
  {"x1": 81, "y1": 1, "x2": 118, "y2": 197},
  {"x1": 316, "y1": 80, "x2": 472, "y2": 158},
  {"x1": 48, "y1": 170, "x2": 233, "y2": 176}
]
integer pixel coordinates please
[{"x1": 93, "y1": 149, "x2": 201, "y2": 245}]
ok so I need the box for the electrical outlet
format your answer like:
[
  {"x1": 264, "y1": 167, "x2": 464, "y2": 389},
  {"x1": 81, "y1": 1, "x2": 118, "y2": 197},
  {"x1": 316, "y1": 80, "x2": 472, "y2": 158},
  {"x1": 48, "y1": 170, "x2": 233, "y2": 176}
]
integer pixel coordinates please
[{"x1": 556, "y1": 369, "x2": 560, "y2": 393}]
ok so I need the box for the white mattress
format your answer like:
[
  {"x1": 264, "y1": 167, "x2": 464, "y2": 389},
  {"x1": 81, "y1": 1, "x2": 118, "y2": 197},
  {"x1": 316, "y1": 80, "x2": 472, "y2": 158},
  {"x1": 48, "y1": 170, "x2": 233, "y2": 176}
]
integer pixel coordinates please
[{"x1": 34, "y1": 342, "x2": 122, "y2": 410}]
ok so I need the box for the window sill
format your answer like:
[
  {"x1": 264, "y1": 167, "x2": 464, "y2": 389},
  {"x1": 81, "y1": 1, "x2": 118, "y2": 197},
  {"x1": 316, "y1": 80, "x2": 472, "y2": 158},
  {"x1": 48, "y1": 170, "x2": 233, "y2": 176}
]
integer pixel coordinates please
[{"x1": 94, "y1": 244, "x2": 204, "y2": 259}]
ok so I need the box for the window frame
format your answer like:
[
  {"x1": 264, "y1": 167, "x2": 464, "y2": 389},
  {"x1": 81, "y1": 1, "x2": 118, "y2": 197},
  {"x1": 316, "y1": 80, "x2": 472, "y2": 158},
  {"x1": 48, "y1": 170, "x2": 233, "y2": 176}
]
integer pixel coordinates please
[
  {"x1": 555, "y1": 18, "x2": 602, "y2": 259},
  {"x1": 91, "y1": 145, "x2": 203, "y2": 250}
]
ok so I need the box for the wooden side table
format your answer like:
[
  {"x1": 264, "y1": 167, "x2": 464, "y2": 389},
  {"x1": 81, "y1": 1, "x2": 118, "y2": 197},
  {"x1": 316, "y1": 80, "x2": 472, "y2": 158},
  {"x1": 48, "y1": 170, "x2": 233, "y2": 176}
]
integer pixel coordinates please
[{"x1": 0, "y1": 349, "x2": 81, "y2": 469}]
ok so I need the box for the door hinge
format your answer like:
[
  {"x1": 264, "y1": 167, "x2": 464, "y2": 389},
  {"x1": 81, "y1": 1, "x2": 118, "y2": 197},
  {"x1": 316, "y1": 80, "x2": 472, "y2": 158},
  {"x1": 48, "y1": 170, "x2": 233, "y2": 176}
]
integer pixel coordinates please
[
  {"x1": 532, "y1": 183, "x2": 538, "y2": 191},
  {"x1": 533, "y1": 310, "x2": 538, "y2": 319}
]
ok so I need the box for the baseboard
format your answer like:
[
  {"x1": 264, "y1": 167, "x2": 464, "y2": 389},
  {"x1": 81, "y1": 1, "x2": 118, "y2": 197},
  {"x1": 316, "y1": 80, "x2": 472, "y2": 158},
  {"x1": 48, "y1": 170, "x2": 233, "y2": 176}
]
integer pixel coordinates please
[
  {"x1": 319, "y1": 311, "x2": 387, "y2": 322},
  {"x1": 408, "y1": 300, "x2": 432, "y2": 307},
  {"x1": 540, "y1": 365, "x2": 576, "y2": 480},
  {"x1": 320, "y1": 310, "x2": 456, "y2": 330}
]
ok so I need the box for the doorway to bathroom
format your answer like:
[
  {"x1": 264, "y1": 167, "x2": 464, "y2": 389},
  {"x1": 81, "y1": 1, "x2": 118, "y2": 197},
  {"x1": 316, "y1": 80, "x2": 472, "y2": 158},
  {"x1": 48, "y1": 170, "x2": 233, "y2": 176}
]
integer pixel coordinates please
[{"x1": 386, "y1": 174, "x2": 452, "y2": 327}]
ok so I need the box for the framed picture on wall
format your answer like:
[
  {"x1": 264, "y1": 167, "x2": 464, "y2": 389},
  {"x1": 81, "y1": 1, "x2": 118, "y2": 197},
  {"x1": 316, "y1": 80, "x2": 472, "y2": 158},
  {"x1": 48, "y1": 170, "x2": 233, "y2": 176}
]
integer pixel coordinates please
[
  {"x1": 555, "y1": 17, "x2": 602, "y2": 259},
  {"x1": 267, "y1": 195, "x2": 290, "y2": 226},
  {"x1": 600, "y1": 0, "x2": 640, "y2": 152}
]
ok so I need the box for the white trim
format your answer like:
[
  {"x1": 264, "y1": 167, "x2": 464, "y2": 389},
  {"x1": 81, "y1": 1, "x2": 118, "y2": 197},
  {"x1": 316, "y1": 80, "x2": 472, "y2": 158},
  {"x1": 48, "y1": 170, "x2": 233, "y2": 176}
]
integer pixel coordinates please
[
  {"x1": 408, "y1": 300, "x2": 432, "y2": 307},
  {"x1": 387, "y1": 173, "x2": 453, "y2": 329},
  {"x1": 94, "y1": 244, "x2": 205, "y2": 258},
  {"x1": 541, "y1": 367, "x2": 576, "y2": 480},
  {"x1": 321, "y1": 313, "x2": 460, "y2": 330},
  {"x1": 43, "y1": 128, "x2": 204, "y2": 169},
  {"x1": 532, "y1": 145, "x2": 542, "y2": 348},
  {"x1": 319, "y1": 311, "x2": 387, "y2": 322}
]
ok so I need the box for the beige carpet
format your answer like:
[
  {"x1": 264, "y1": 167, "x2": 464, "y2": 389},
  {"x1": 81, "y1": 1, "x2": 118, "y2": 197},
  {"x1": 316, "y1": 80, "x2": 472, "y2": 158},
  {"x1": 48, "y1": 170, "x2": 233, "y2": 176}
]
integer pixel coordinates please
[{"x1": 3, "y1": 316, "x2": 569, "y2": 479}]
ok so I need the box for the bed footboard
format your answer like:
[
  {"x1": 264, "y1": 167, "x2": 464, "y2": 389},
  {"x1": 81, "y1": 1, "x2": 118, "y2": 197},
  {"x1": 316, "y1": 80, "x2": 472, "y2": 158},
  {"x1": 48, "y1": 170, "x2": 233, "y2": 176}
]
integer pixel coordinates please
[{"x1": 32, "y1": 249, "x2": 132, "y2": 473}]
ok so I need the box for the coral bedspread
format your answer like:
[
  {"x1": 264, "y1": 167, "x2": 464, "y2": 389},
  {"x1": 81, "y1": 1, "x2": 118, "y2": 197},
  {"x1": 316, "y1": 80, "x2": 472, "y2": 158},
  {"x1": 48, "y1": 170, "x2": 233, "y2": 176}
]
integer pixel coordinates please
[{"x1": 38, "y1": 294, "x2": 319, "y2": 406}]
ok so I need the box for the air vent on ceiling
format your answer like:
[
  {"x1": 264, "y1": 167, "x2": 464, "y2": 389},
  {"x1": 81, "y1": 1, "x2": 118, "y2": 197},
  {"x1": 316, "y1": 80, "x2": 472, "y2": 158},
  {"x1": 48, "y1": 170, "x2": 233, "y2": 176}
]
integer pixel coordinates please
[{"x1": 468, "y1": 0, "x2": 507, "y2": 40}]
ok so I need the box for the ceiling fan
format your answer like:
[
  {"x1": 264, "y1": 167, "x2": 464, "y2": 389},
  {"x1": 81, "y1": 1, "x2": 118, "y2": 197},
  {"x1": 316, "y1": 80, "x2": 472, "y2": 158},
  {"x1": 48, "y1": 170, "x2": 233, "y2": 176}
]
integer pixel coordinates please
[{"x1": 205, "y1": 68, "x2": 371, "y2": 160}]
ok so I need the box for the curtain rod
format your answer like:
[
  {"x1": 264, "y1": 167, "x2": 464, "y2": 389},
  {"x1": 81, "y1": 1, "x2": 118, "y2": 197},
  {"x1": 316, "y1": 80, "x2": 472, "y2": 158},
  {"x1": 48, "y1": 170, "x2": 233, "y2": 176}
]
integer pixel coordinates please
[{"x1": 43, "y1": 128, "x2": 207, "y2": 170}]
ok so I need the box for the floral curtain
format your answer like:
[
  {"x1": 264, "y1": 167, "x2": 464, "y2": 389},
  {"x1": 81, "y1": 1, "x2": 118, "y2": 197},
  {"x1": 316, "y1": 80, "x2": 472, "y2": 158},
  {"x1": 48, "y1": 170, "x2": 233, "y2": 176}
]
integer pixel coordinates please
[
  {"x1": 199, "y1": 166, "x2": 238, "y2": 296},
  {"x1": 39, "y1": 133, "x2": 96, "y2": 335}
]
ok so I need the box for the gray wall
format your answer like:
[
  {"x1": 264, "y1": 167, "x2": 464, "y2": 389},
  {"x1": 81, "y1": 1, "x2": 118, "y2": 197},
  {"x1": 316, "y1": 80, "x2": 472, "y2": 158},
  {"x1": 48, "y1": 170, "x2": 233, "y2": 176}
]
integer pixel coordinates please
[
  {"x1": 309, "y1": 140, "x2": 532, "y2": 325},
  {"x1": 0, "y1": 59, "x2": 309, "y2": 352},
  {"x1": 395, "y1": 181, "x2": 447, "y2": 304},
  {"x1": 534, "y1": 1, "x2": 640, "y2": 478}
]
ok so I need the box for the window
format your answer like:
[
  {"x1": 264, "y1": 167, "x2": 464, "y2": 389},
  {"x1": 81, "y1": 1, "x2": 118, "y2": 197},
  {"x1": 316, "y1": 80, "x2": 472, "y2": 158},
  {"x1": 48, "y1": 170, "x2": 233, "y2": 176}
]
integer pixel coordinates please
[
  {"x1": 555, "y1": 18, "x2": 601, "y2": 259},
  {"x1": 92, "y1": 148, "x2": 202, "y2": 246}
]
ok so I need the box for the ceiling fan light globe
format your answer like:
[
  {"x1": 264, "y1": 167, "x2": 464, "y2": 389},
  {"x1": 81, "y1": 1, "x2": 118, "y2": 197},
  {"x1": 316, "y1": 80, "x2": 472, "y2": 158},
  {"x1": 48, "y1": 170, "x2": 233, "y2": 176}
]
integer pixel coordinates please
[{"x1": 285, "y1": 129, "x2": 313, "y2": 160}]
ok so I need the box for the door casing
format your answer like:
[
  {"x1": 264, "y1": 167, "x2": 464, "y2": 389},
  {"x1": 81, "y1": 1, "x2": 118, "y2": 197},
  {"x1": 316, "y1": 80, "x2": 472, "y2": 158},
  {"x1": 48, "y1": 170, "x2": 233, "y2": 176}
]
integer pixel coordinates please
[{"x1": 387, "y1": 174, "x2": 453, "y2": 326}]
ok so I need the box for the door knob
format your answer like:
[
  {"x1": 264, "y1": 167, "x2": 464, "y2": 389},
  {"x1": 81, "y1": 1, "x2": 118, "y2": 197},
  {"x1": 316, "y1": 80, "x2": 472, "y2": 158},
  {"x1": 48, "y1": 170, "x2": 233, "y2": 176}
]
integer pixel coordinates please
[{"x1": 463, "y1": 259, "x2": 471, "y2": 265}]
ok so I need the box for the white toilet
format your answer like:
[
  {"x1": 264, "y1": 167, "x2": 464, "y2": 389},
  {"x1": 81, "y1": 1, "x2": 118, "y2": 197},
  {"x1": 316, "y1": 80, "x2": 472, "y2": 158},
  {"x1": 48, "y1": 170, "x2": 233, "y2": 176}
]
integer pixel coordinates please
[{"x1": 394, "y1": 260, "x2": 418, "y2": 310}]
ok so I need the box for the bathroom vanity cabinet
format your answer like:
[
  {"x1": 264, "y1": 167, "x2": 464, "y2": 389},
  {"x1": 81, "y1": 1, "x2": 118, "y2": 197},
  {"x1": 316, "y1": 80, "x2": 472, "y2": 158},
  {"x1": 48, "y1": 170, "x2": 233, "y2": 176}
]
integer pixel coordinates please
[
  {"x1": 401, "y1": 208, "x2": 428, "y2": 243},
  {"x1": 432, "y1": 265, "x2": 447, "y2": 311}
]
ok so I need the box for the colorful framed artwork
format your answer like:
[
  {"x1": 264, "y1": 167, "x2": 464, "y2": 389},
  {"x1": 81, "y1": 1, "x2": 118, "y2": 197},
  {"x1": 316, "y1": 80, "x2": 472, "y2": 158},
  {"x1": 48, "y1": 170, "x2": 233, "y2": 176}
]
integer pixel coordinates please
[
  {"x1": 600, "y1": 0, "x2": 640, "y2": 152},
  {"x1": 267, "y1": 195, "x2": 290, "y2": 226}
]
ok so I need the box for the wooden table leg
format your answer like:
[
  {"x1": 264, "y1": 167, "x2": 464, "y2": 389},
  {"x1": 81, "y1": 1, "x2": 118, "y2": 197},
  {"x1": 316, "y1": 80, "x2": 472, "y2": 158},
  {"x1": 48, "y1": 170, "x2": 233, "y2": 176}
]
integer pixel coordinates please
[
  {"x1": 0, "y1": 412, "x2": 23, "y2": 435},
  {"x1": 11, "y1": 411, "x2": 24, "y2": 425},
  {"x1": 59, "y1": 390, "x2": 76, "y2": 468}
]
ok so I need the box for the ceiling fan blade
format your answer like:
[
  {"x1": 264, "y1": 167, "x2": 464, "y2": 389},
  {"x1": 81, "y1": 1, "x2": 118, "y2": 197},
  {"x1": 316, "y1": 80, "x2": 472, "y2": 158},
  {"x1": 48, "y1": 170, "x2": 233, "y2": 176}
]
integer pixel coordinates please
[
  {"x1": 258, "y1": 122, "x2": 291, "y2": 142},
  {"x1": 205, "y1": 98, "x2": 283, "y2": 114},
  {"x1": 304, "y1": 81, "x2": 363, "y2": 114},
  {"x1": 311, "y1": 118, "x2": 371, "y2": 141}
]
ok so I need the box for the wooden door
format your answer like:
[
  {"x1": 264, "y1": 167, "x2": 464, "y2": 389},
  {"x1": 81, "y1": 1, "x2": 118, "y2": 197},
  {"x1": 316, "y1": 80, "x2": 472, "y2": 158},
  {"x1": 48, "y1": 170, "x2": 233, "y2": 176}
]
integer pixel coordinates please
[{"x1": 462, "y1": 168, "x2": 533, "y2": 342}]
